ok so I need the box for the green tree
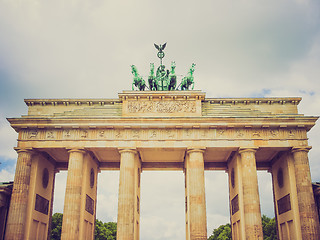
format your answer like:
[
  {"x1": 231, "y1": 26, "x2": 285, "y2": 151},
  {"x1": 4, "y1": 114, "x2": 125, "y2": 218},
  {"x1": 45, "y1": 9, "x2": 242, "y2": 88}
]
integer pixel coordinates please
[
  {"x1": 50, "y1": 213, "x2": 117, "y2": 240},
  {"x1": 262, "y1": 215, "x2": 277, "y2": 240},
  {"x1": 51, "y1": 213, "x2": 63, "y2": 240},
  {"x1": 208, "y1": 216, "x2": 278, "y2": 240},
  {"x1": 208, "y1": 223, "x2": 231, "y2": 240},
  {"x1": 94, "y1": 220, "x2": 117, "y2": 240}
]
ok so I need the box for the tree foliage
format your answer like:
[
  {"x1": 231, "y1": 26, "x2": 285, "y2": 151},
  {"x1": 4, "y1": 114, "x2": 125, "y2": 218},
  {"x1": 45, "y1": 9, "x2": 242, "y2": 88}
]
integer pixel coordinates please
[
  {"x1": 51, "y1": 213, "x2": 63, "y2": 240},
  {"x1": 262, "y1": 215, "x2": 277, "y2": 240},
  {"x1": 208, "y1": 215, "x2": 278, "y2": 240},
  {"x1": 94, "y1": 220, "x2": 117, "y2": 240},
  {"x1": 208, "y1": 223, "x2": 231, "y2": 240},
  {"x1": 50, "y1": 213, "x2": 117, "y2": 240}
]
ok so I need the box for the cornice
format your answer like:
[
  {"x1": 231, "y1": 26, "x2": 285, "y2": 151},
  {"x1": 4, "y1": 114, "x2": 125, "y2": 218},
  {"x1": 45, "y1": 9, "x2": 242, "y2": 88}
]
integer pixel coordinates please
[
  {"x1": 204, "y1": 97, "x2": 301, "y2": 105},
  {"x1": 7, "y1": 115, "x2": 318, "y2": 131},
  {"x1": 24, "y1": 98, "x2": 121, "y2": 106},
  {"x1": 23, "y1": 96, "x2": 302, "y2": 106}
]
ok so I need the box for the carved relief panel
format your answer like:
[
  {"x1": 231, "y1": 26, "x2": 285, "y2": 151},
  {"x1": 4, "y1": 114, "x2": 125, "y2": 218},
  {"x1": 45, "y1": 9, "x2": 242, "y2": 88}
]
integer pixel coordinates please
[{"x1": 20, "y1": 127, "x2": 307, "y2": 143}]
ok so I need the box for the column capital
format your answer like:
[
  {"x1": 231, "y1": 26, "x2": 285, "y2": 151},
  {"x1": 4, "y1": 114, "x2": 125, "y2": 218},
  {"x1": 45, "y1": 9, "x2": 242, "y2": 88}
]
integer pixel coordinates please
[
  {"x1": 238, "y1": 147, "x2": 259, "y2": 154},
  {"x1": 67, "y1": 148, "x2": 86, "y2": 154},
  {"x1": 291, "y1": 146, "x2": 312, "y2": 153},
  {"x1": 186, "y1": 147, "x2": 206, "y2": 154},
  {"x1": 118, "y1": 148, "x2": 137, "y2": 154},
  {"x1": 14, "y1": 147, "x2": 34, "y2": 154}
]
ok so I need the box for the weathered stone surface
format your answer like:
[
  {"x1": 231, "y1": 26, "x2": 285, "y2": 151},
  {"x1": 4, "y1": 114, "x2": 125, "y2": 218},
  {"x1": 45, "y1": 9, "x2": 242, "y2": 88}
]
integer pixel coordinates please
[{"x1": 5, "y1": 91, "x2": 320, "y2": 240}]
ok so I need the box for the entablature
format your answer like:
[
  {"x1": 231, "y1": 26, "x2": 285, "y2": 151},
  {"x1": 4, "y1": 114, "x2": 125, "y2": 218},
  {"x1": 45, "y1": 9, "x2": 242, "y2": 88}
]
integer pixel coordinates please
[{"x1": 8, "y1": 115, "x2": 318, "y2": 132}]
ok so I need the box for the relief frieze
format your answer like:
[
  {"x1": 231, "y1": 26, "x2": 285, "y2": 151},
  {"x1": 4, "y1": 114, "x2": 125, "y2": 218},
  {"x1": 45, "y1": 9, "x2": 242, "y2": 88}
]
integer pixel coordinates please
[
  {"x1": 269, "y1": 129, "x2": 279, "y2": 138},
  {"x1": 28, "y1": 129, "x2": 38, "y2": 139},
  {"x1": 22, "y1": 128, "x2": 306, "y2": 141},
  {"x1": 63, "y1": 129, "x2": 71, "y2": 138},
  {"x1": 98, "y1": 130, "x2": 106, "y2": 138},
  {"x1": 127, "y1": 100, "x2": 196, "y2": 113},
  {"x1": 46, "y1": 130, "x2": 55, "y2": 139}
]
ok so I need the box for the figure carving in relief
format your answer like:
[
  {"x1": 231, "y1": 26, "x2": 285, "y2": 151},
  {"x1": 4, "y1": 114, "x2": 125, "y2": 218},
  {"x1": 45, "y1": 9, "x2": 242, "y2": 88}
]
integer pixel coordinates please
[
  {"x1": 98, "y1": 130, "x2": 105, "y2": 138},
  {"x1": 252, "y1": 130, "x2": 261, "y2": 137},
  {"x1": 28, "y1": 130, "x2": 38, "y2": 138},
  {"x1": 128, "y1": 100, "x2": 196, "y2": 113},
  {"x1": 46, "y1": 131, "x2": 54, "y2": 139},
  {"x1": 236, "y1": 129, "x2": 244, "y2": 137},
  {"x1": 81, "y1": 130, "x2": 88, "y2": 138},
  {"x1": 132, "y1": 130, "x2": 140, "y2": 139},
  {"x1": 150, "y1": 130, "x2": 157, "y2": 138},
  {"x1": 288, "y1": 129, "x2": 295, "y2": 137},
  {"x1": 64, "y1": 130, "x2": 71, "y2": 138},
  {"x1": 166, "y1": 129, "x2": 174, "y2": 138},
  {"x1": 270, "y1": 129, "x2": 278, "y2": 137},
  {"x1": 115, "y1": 130, "x2": 122, "y2": 139},
  {"x1": 218, "y1": 129, "x2": 225, "y2": 136}
]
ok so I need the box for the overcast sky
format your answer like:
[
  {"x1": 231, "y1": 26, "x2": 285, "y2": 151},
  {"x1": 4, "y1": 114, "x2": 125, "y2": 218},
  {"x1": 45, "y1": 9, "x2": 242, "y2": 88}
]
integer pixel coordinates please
[{"x1": 1, "y1": 0, "x2": 320, "y2": 239}]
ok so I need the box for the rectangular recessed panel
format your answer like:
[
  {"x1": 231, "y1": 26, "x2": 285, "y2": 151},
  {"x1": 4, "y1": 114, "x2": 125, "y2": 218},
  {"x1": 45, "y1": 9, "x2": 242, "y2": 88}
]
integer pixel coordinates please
[
  {"x1": 35, "y1": 194, "x2": 49, "y2": 215},
  {"x1": 92, "y1": 148, "x2": 120, "y2": 162},
  {"x1": 278, "y1": 194, "x2": 291, "y2": 215},
  {"x1": 140, "y1": 148, "x2": 185, "y2": 162},
  {"x1": 204, "y1": 148, "x2": 234, "y2": 162}
]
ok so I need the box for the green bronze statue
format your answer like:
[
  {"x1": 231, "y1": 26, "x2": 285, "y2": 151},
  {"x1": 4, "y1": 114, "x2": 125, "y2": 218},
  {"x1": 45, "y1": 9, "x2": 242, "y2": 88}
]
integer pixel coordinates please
[
  {"x1": 131, "y1": 65, "x2": 146, "y2": 91},
  {"x1": 168, "y1": 61, "x2": 177, "y2": 91},
  {"x1": 156, "y1": 64, "x2": 168, "y2": 91},
  {"x1": 148, "y1": 63, "x2": 158, "y2": 91},
  {"x1": 180, "y1": 63, "x2": 195, "y2": 90},
  {"x1": 154, "y1": 43, "x2": 166, "y2": 65},
  {"x1": 131, "y1": 43, "x2": 196, "y2": 91}
]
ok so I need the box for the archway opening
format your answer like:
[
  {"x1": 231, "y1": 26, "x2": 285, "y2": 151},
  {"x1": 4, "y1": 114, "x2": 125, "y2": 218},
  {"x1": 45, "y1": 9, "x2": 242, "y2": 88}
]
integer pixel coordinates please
[
  {"x1": 257, "y1": 170, "x2": 275, "y2": 218},
  {"x1": 205, "y1": 171, "x2": 230, "y2": 238},
  {"x1": 52, "y1": 171, "x2": 67, "y2": 214},
  {"x1": 96, "y1": 171, "x2": 119, "y2": 223},
  {"x1": 140, "y1": 171, "x2": 185, "y2": 240}
]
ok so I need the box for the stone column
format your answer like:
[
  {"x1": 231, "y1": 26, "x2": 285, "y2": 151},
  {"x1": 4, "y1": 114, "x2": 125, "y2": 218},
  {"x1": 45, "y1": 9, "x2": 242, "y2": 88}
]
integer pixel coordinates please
[
  {"x1": 5, "y1": 148, "x2": 33, "y2": 240},
  {"x1": 292, "y1": 147, "x2": 320, "y2": 239},
  {"x1": 238, "y1": 148, "x2": 263, "y2": 240},
  {"x1": 61, "y1": 149, "x2": 86, "y2": 240},
  {"x1": 117, "y1": 148, "x2": 140, "y2": 240},
  {"x1": 185, "y1": 148, "x2": 207, "y2": 240},
  {"x1": 117, "y1": 148, "x2": 138, "y2": 240}
]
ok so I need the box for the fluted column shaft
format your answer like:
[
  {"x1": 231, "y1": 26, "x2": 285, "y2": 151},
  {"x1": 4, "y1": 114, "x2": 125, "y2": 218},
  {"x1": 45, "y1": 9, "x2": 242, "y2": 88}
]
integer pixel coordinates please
[
  {"x1": 61, "y1": 149, "x2": 86, "y2": 240},
  {"x1": 117, "y1": 149, "x2": 137, "y2": 240},
  {"x1": 185, "y1": 148, "x2": 207, "y2": 240},
  {"x1": 292, "y1": 147, "x2": 320, "y2": 239},
  {"x1": 239, "y1": 148, "x2": 263, "y2": 240},
  {"x1": 5, "y1": 148, "x2": 33, "y2": 240}
]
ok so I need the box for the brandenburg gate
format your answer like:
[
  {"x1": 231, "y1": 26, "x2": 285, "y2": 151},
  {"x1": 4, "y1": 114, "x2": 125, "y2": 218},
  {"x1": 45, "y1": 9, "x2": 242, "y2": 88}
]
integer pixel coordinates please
[
  {"x1": 4, "y1": 44, "x2": 320, "y2": 239},
  {"x1": 4, "y1": 90, "x2": 320, "y2": 240}
]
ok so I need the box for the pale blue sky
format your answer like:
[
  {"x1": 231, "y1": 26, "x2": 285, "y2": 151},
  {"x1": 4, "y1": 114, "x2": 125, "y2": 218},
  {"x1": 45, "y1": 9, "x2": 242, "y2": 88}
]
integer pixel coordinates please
[{"x1": 1, "y1": 0, "x2": 320, "y2": 239}]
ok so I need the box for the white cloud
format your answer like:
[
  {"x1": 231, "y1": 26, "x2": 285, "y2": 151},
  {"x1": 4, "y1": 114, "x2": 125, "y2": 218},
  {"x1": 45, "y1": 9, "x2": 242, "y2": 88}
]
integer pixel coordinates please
[
  {"x1": 0, "y1": 117, "x2": 18, "y2": 160},
  {"x1": 0, "y1": 167, "x2": 15, "y2": 182}
]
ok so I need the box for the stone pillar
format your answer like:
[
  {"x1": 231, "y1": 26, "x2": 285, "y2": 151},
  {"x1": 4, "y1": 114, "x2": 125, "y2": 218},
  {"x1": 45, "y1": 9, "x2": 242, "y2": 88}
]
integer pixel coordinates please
[
  {"x1": 292, "y1": 147, "x2": 320, "y2": 239},
  {"x1": 117, "y1": 148, "x2": 140, "y2": 240},
  {"x1": 5, "y1": 148, "x2": 33, "y2": 240},
  {"x1": 238, "y1": 148, "x2": 263, "y2": 240},
  {"x1": 61, "y1": 149, "x2": 86, "y2": 240},
  {"x1": 185, "y1": 148, "x2": 207, "y2": 240}
]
